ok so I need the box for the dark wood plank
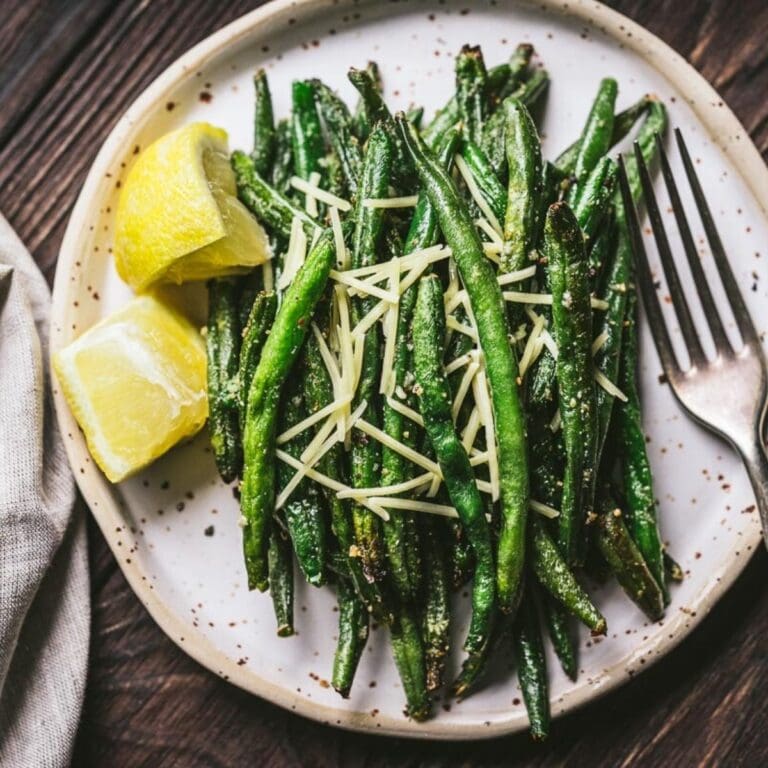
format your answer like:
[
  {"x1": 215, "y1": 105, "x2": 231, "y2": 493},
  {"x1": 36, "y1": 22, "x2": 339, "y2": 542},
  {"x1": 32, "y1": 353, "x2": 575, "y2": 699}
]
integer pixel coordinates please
[
  {"x1": 606, "y1": 0, "x2": 768, "y2": 155},
  {"x1": 0, "y1": 0, "x2": 118, "y2": 147},
  {"x1": 0, "y1": 0, "x2": 265, "y2": 283},
  {"x1": 0, "y1": 0, "x2": 765, "y2": 765}
]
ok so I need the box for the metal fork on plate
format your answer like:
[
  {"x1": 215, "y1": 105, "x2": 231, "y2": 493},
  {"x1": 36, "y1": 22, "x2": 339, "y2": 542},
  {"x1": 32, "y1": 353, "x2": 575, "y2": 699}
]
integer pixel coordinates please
[{"x1": 617, "y1": 128, "x2": 768, "y2": 549}]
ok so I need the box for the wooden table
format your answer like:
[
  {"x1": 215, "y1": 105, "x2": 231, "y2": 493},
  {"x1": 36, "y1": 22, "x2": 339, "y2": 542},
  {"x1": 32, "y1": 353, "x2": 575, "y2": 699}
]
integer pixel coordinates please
[{"x1": 2, "y1": 1, "x2": 766, "y2": 765}]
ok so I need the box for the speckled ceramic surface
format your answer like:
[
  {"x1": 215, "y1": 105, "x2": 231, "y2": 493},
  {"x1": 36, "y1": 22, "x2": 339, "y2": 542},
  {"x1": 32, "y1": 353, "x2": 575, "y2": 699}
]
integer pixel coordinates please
[{"x1": 51, "y1": 0, "x2": 768, "y2": 739}]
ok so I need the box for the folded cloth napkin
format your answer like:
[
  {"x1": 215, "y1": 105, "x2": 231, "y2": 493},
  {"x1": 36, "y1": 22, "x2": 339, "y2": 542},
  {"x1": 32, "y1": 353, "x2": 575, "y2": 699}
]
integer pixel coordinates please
[{"x1": 0, "y1": 214, "x2": 89, "y2": 767}]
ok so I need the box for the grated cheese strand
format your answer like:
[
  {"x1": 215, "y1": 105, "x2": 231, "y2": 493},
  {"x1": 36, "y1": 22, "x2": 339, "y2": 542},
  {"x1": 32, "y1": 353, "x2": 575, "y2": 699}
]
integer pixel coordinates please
[
  {"x1": 334, "y1": 285, "x2": 356, "y2": 446},
  {"x1": 337, "y1": 471, "x2": 434, "y2": 499},
  {"x1": 472, "y1": 366, "x2": 500, "y2": 502},
  {"x1": 503, "y1": 291, "x2": 611, "y2": 309},
  {"x1": 451, "y1": 359, "x2": 480, "y2": 423},
  {"x1": 311, "y1": 324, "x2": 341, "y2": 386},
  {"x1": 385, "y1": 396, "x2": 424, "y2": 427},
  {"x1": 379, "y1": 258, "x2": 400, "y2": 396},
  {"x1": 591, "y1": 330, "x2": 609, "y2": 355},
  {"x1": 278, "y1": 216, "x2": 307, "y2": 290},
  {"x1": 277, "y1": 426, "x2": 339, "y2": 509},
  {"x1": 351, "y1": 299, "x2": 389, "y2": 339},
  {"x1": 497, "y1": 265, "x2": 538, "y2": 286},
  {"x1": 530, "y1": 499, "x2": 560, "y2": 519},
  {"x1": 461, "y1": 406, "x2": 482, "y2": 453},
  {"x1": 355, "y1": 418, "x2": 442, "y2": 478},
  {"x1": 299, "y1": 410, "x2": 344, "y2": 465},
  {"x1": 330, "y1": 206, "x2": 349, "y2": 269},
  {"x1": 454, "y1": 153, "x2": 503, "y2": 235},
  {"x1": 595, "y1": 369, "x2": 628, "y2": 402},
  {"x1": 482, "y1": 246, "x2": 501, "y2": 265},
  {"x1": 276, "y1": 449, "x2": 389, "y2": 521},
  {"x1": 330, "y1": 270, "x2": 399, "y2": 303},
  {"x1": 362, "y1": 195, "x2": 419, "y2": 209},
  {"x1": 475, "y1": 217, "x2": 503, "y2": 247},
  {"x1": 305, "y1": 171, "x2": 321, "y2": 217},
  {"x1": 262, "y1": 259, "x2": 274, "y2": 292},
  {"x1": 446, "y1": 315, "x2": 479, "y2": 342},
  {"x1": 518, "y1": 313, "x2": 547, "y2": 378},
  {"x1": 444, "y1": 352, "x2": 474, "y2": 375},
  {"x1": 290, "y1": 175, "x2": 352, "y2": 211},
  {"x1": 540, "y1": 329, "x2": 559, "y2": 360},
  {"x1": 469, "y1": 451, "x2": 489, "y2": 467},
  {"x1": 476, "y1": 479, "x2": 493, "y2": 495},
  {"x1": 367, "y1": 496, "x2": 458, "y2": 519},
  {"x1": 277, "y1": 394, "x2": 352, "y2": 445}
]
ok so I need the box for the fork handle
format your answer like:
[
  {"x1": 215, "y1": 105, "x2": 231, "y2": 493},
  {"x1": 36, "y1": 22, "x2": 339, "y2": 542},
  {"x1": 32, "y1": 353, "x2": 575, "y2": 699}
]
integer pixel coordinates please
[{"x1": 740, "y1": 436, "x2": 768, "y2": 548}]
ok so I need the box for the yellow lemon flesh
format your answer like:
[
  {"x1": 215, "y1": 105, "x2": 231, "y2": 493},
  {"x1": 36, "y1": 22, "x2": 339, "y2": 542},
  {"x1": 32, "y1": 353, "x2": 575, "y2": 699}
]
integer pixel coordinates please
[
  {"x1": 114, "y1": 122, "x2": 270, "y2": 291},
  {"x1": 54, "y1": 295, "x2": 208, "y2": 482}
]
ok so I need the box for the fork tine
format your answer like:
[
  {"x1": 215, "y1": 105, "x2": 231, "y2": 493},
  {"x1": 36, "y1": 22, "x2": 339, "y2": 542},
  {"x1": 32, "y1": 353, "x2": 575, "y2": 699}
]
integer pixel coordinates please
[
  {"x1": 656, "y1": 134, "x2": 733, "y2": 356},
  {"x1": 633, "y1": 141, "x2": 707, "y2": 368},
  {"x1": 675, "y1": 128, "x2": 760, "y2": 349},
  {"x1": 617, "y1": 155, "x2": 682, "y2": 380}
]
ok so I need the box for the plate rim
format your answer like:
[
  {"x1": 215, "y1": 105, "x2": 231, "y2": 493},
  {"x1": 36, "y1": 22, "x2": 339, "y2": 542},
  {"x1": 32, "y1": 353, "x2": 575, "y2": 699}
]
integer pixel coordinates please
[{"x1": 50, "y1": 0, "x2": 767, "y2": 740}]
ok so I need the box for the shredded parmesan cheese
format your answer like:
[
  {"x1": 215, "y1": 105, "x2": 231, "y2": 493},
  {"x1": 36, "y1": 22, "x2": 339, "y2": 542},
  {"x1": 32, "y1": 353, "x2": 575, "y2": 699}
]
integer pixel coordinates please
[
  {"x1": 518, "y1": 312, "x2": 546, "y2": 377},
  {"x1": 277, "y1": 394, "x2": 352, "y2": 445},
  {"x1": 278, "y1": 216, "x2": 307, "y2": 290},
  {"x1": 530, "y1": 499, "x2": 560, "y2": 519},
  {"x1": 305, "y1": 171, "x2": 321, "y2": 217},
  {"x1": 262, "y1": 259, "x2": 274, "y2": 292},
  {"x1": 299, "y1": 410, "x2": 344, "y2": 465},
  {"x1": 379, "y1": 258, "x2": 400, "y2": 395},
  {"x1": 277, "y1": 425, "x2": 339, "y2": 509},
  {"x1": 355, "y1": 418, "x2": 442, "y2": 478},
  {"x1": 469, "y1": 451, "x2": 489, "y2": 467},
  {"x1": 595, "y1": 370, "x2": 628, "y2": 402},
  {"x1": 367, "y1": 496, "x2": 458, "y2": 518},
  {"x1": 385, "y1": 396, "x2": 424, "y2": 426},
  {"x1": 451, "y1": 358, "x2": 480, "y2": 423},
  {"x1": 498, "y1": 265, "x2": 538, "y2": 286},
  {"x1": 482, "y1": 245, "x2": 501, "y2": 265},
  {"x1": 503, "y1": 291, "x2": 610, "y2": 309},
  {"x1": 475, "y1": 217, "x2": 504, "y2": 246},
  {"x1": 311, "y1": 324, "x2": 341, "y2": 386},
  {"x1": 351, "y1": 300, "x2": 389, "y2": 339},
  {"x1": 276, "y1": 449, "x2": 390, "y2": 521},
  {"x1": 446, "y1": 315, "x2": 479, "y2": 342},
  {"x1": 476, "y1": 479, "x2": 493, "y2": 495},
  {"x1": 330, "y1": 206, "x2": 348, "y2": 269},
  {"x1": 330, "y1": 270, "x2": 399, "y2": 303},
  {"x1": 540, "y1": 329, "x2": 558, "y2": 359},
  {"x1": 337, "y1": 472, "x2": 434, "y2": 499},
  {"x1": 472, "y1": 366, "x2": 499, "y2": 501},
  {"x1": 290, "y1": 175, "x2": 352, "y2": 211},
  {"x1": 444, "y1": 352, "x2": 474, "y2": 375},
  {"x1": 334, "y1": 285, "x2": 356, "y2": 446},
  {"x1": 591, "y1": 330, "x2": 609, "y2": 355},
  {"x1": 454, "y1": 153, "x2": 503, "y2": 235},
  {"x1": 362, "y1": 195, "x2": 419, "y2": 209},
  {"x1": 461, "y1": 407, "x2": 482, "y2": 453}
]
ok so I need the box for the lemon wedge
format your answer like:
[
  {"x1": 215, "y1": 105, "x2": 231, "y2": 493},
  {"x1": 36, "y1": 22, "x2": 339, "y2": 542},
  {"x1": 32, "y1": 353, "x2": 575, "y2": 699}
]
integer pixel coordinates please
[
  {"x1": 114, "y1": 122, "x2": 270, "y2": 291},
  {"x1": 53, "y1": 295, "x2": 208, "y2": 482}
]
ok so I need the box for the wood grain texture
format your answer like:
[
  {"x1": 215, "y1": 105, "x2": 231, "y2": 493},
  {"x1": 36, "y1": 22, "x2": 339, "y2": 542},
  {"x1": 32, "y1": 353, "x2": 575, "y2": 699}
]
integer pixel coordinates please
[{"x1": 0, "y1": 0, "x2": 765, "y2": 765}]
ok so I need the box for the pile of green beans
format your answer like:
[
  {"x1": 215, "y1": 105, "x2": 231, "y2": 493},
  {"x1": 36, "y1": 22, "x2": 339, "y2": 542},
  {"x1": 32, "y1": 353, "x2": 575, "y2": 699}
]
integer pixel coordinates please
[{"x1": 202, "y1": 48, "x2": 677, "y2": 738}]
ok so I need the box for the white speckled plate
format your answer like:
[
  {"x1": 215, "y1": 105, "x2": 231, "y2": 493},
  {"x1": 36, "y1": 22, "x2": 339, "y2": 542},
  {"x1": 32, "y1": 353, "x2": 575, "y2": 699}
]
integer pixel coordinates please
[{"x1": 51, "y1": 0, "x2": 768, "y2": 739}]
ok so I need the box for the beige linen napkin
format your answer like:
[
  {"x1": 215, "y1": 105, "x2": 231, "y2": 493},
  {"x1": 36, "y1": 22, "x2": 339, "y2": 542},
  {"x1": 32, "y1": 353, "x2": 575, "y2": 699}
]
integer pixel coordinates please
[{"x1": 0, "y1": 214, "x2": 89, "y2": 767}]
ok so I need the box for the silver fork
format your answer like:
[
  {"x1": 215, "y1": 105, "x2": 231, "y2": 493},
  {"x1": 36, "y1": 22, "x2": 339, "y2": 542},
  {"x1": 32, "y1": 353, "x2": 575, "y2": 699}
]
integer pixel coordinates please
[{"x1": 618, "y1": 128, "x2": 768, "y2": 549}]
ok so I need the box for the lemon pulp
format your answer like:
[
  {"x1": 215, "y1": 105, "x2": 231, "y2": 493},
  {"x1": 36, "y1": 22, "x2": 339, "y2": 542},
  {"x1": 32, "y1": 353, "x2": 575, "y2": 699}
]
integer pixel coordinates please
[
  {"x1": 54, "y1": 295, "x2": 208, "y2": 482},
  {"x1": 114, "y1": 122, "x2": 270, "y2": 291}
]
